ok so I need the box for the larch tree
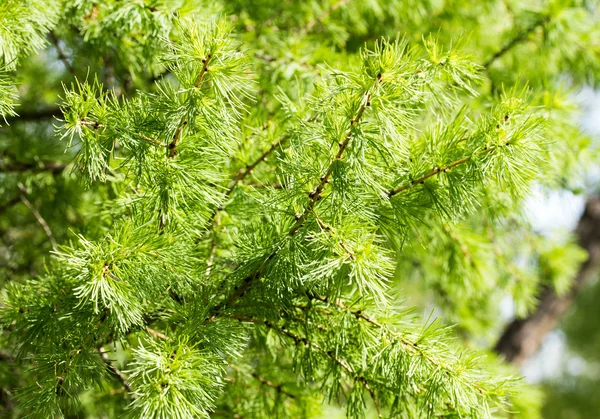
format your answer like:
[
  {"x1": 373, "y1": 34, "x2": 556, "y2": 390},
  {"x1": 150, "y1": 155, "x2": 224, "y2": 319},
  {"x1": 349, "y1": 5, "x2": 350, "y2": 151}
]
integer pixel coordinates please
[{"x1": 0, "y1": 1, "x2": 598, "y2": 418}]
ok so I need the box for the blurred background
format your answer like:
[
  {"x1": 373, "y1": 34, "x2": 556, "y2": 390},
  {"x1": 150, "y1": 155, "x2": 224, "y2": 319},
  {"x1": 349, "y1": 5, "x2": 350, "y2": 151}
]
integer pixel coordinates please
[{"x1": 525, "y1": 89, "x2": 600, "y2": 419}]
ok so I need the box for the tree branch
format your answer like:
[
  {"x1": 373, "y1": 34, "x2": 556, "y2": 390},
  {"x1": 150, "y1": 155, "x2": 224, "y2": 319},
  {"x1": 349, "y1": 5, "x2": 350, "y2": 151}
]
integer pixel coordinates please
[
  {"x1": 495, "y1": 197, "x2": 600, "y2": 365},
  {"x1": 98, "y1": 346, "x2": 134, "y2": 394},
  {"x1": 304, "y1": 292, "x2": 485, "y2": 393},
  {"x1": 48, "y1": 31, "x2": 75, "y2": 76},
  {"x1": 235, "y1": 316, "x2": 382, "y2": 417},
  {"x1": 388, "y1": 156, "x2": 470, "y2": 197},
  {"x1": 0, "y1": 161, "x2": 67, "y2": 174},
  {"x1": 17, "y1": 183, "x2": 58, "y2": 251},
  {"x1": 209, "y1": 78, "x2": 380, "y2": 319},
  {"x1": 303, "y1": 0, "x2": 353, "y2": 34},
  {"x1": 229, "y1": 364, "x2": 297, "y2": 399},
  {"x1": 77, "y1": 118, "x2": 164, "y2": 149},
  {"x1": 2, "y1": 107, "x2": 61, "y2": 124},
  {"x1": 387, "y1": 142, "x2": 503, "y2": 197},
  {"x1": 146, "y1": 327, "x2": 170, "y2": 341},
  {"x1": 483, "y1": 16, "x2": 549, "y2": 68},
  {"x1": 168, "y1": 54, "x2": 212, "y2": 158},
  {"x1": 204, "y1": 135, "x2": 287, "y2": 276},
  {"x1": 290, "y1": 76, "x2": 380, "y2": 235},
  {"x1": 227, "y1": 136, "x2": 287, "y2": 194}
]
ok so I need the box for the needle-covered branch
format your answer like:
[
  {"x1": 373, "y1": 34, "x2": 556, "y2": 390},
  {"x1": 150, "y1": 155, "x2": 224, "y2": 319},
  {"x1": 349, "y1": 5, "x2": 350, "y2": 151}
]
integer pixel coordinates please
[{"x1": 3, "y1": 3, "x2": 595, "y2": 418}]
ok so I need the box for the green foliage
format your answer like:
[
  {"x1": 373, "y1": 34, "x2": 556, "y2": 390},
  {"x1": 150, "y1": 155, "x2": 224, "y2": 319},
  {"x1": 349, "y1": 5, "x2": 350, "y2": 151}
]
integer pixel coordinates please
[
  {"x1": 0, "y1": 0, "x2": 59, "y2": 70},
  {"x1": 0, "y1": 68, "x2": 17, "y2": 120},
  {"x1": 0, "y1": 0, "x2": 60, "y2": 119},
  {"x1": 0, "y1": 1, "x2": 598, "y2": 418},
  {"x1": 127, "y1": 338, "x2": 226, "y2": 419}
]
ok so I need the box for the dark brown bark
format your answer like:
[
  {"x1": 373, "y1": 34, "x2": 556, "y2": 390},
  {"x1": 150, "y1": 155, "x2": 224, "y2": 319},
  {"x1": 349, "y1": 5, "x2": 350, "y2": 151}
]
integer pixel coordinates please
[
  {"x1": 0, "y1": 161, "x2": 67, "y2": 173},
  {"x1": 495, "y1": 197, "x2": 600, "y2": 365},
  {"x1": 2, "y1": 107, "x2": 61, "y2": 123}
]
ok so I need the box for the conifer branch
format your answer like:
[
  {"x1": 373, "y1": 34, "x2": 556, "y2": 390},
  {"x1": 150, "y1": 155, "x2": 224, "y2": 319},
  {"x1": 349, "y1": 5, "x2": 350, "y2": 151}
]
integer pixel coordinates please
[
  {"x1": 204, "y1": 135, "x2": 287, "y2": 276},
  {"x1": 271, "y1": 323, "x2": 383, "y2": 417},
  {"x1": 209, "y1": 78, "x2": 380, "y2": 319},
  {"x1": 304, "y1": 292, "x2": 487, "y2": 396},
  {"x1": 78, "y1": 119, "x2": 163, "y2": 148},
  {"x1": 290, "y1": 75, "x2": 381, "y2": 236},
  {"x1": 227, "y1": 136, "x2": 287, "y2": 194},
  {"x1": 205, "y1": 225, "x2": 219, "y2": 279},
  {"x1": 305, "y1": 293, "x2": 382, "y2": 328},
  {"x1": 167, "y1": 54, "x2": 212, "y2": 158},
  {"x1": 388, "y1": 156, "x2": 470, "y2": 197},
  {"x1": 314, "y1": 215, "x2": 355, "y2": 260},
  {"x1": 207, "y1": 134, "x2": 288, "y2": 235},
  {"x1": 230, "y1": 364, "x2": 297, "y2": 399},
  {"x1": 387, "y1": 142, "x2": 504, "y2": 197},
  {"x1": 5, "y1": 10, "x2": 574, "y2": 416}
]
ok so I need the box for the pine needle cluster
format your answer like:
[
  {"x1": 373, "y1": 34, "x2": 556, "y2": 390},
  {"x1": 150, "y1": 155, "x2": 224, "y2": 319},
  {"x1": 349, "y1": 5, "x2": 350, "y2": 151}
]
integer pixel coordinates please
[{"x1": 1, "y1": 1, "x2": 599, "y2": 418}]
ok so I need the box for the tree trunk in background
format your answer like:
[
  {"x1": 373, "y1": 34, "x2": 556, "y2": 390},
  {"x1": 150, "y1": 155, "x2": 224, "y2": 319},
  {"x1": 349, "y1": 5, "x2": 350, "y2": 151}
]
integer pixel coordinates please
[{"x1": 495, "y1": 197, "x2": 600, "y2": 365}]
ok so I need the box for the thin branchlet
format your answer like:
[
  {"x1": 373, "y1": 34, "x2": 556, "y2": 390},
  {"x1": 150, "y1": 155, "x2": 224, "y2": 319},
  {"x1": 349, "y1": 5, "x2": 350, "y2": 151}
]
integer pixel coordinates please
[
  {"x1": 168, "y1": 54, "x2": 212, "y2": 158},
  {"x1": 208, "y1": 75, "x2": 383, "y2": 319}
]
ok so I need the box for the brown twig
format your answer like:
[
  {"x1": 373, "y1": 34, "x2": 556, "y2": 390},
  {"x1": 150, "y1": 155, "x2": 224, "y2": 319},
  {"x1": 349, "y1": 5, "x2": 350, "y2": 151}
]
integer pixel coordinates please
[
  {"x1": 303, "y1": 0, "x2": 353, "y2": 34},
  {"x1": 17, "y1": 183, "x2": 57, "y2": 251},
  {"x1": 168, "y1": 54, "x2": 212, "y2": 158},
  {"x1": 205, "y1": 214, "x2": 219, "y2": 279},
  {"x1": 207, "y1": 134, "x2": 287, "y2": 230},
  {"x1": 204, "y1": 135, "x2": 287, "y2": 276},
  {"x1": 146, "y1": 327, "x2": 170, "y2": 341},
  {"x1": 98, "y1": 346, "x2": 134, "y2": 394},
  {"x1": 314, "y1": 215, "x2": 355, "y2": 260},
  {"x1": 0, "y1": 161, "x2": 67, "y2": 174},
  {"x1": 78, "y1": 119, "x2": 164, "y2": 148},
  {"x1": 48, "y1": 31, "x2": 75, "y2": 76},
  {"x1": 230, "y1": 364, "x2": 296, "y2": 399},
  {"x1": 138, "y1": 133, "x2": 165, "y2": 147},
  {"x1": 387, "y1": 156, "x2": 471, "y2": 197},
  {"x1": 386, "y1": 139, "x2": 511, "y2": 197},
  {"x1": 290, "y1": 75, "x2": 380, "y2": 236},
  {"x1": 227, "y1": 136, "x2": 287, "y2": 194},
  {"x1": 207, "y1": 78, "x2": 381, "y2": 320},
  {"x1": 483, "y1": 16, "x2": 549, "y2": 68},
  {"x1": 233, "y1": 315, "x2": 381, "y2": 417},
  {"x1": 305, "y1": 293, "x2": 383, "y2": 328}
]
